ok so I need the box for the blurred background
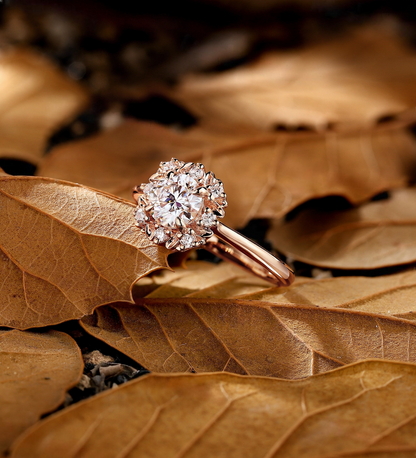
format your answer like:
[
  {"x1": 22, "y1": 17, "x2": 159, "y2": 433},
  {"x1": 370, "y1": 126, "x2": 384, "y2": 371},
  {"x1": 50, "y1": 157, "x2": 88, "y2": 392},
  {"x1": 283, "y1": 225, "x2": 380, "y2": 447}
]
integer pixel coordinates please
[
  {"x1": 3, "y1": 0, "x2": 416, "y2": 153},
  {"x1": 2, "y1": 0, "x2": 416, "y2": 275}
]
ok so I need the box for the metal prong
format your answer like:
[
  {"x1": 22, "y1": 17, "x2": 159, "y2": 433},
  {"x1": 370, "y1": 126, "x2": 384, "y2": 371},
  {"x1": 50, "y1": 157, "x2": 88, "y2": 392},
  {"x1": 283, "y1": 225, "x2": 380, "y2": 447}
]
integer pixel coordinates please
[
  {"x1": 175, "y1": 217, "x2": 183, "y2": 228},
  {"x1": 166, "y1": 237, "x2": 180, "y2": 250},
  {"x1": 132, "y1": 185, "x2": 142, "y2": 202},
  {"x1": 197, "y1": 187, "x2": 208, "y2": 195}
]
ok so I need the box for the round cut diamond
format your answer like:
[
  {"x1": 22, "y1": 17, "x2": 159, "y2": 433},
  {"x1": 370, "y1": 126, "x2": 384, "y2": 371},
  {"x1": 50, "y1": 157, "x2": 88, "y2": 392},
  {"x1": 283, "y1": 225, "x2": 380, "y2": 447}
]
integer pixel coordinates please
[
  {"x1": 147, "y1": 177, "x2": 204, "y2": 228},
  {"x1": 180, "y1": 234, "x2": 194, "y2": 249},
  {"x1": 209, "y1": 183, "x2": 224, "y2": 199},
  {"x1": 188, "y1": 165, "x2": 204, "y2": 179},
  {"x1": 135, "y1": 208, "x2": 146, "y2": 224},
  {"x1": 200, "y1": 212, "x2": 217, "y2": 228},
  {"x1": 154, "y1": 227, "x2": 168, "y2": 243}
]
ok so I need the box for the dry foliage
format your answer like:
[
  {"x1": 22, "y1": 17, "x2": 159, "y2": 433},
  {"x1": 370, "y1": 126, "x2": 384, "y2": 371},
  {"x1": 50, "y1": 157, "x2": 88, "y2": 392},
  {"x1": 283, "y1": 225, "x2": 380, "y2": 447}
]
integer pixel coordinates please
[
  {"x1": 38, "y1": 118, "x2": 416, "y2": 228},
  {"x1": 269, "y1": 187, "x2": 416, "y2": 269},
  {"x1": 81, "y1": 297, "x2": 416, "y2": 378},
  {"x1": 11, "y1": 361, "x2": 416, "y2": 458},
  {"x1": 0, "y1": 173, "x2": 168, "y2": 329},
  {"x1": 132, "y1": 260, "x2": 273, "y2": 299},
  {"x1": 243, "y1": 269, "x2": 416, "y2": 320},
  {"x1": 168, "y1": 24, "x2": 416, "y2": 130},
  {"x1": 4, "y1": 4, "x2": 416, "y2": 456},
  {"x1": 0, "y1": 49, "x2": 89, "y2": 164},
  {"x1": 0, "y1": 330, "x2": 83, "y2": 457}
]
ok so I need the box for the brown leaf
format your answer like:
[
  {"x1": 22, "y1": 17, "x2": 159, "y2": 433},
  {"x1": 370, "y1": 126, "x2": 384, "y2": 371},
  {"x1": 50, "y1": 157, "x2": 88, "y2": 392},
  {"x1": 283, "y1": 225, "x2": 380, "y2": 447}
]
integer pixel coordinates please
[
  {"x1": 133, "y1": 260, "x2": 273, "y2": 300},
  {"x1": 0, "y1": 174, "x2": 169, "y2": 329},
  {"x1": 0, "y1": 330, "x2": 83, "y2": 457},
  {"x1": 0, "y1": 48, "x2": 89, "y2": 164},
  {"x1": 10, "y1": 361, "x2": 416, "y2": 457},
  {"x1": 37, "y1": 120, "x2": 204, "y2": 200},
  {"x1": 268, "y1": 187, "x2": 416, "y2": 269},
  {"x1": 242, "y1": 269, "x2": 416, "y2": 321},
  {"x1": 81, "y1": 297, "x2": 416, "y2": 378},
  {"x1": 137, "y1": 261, "x2": 416, "y2": 321},
  {"x1": 167, "y1": 23, "x2": 416, "y2": 130},
  {"x1": 37, "y1": 118, "x2": 416, "y2": 228}
]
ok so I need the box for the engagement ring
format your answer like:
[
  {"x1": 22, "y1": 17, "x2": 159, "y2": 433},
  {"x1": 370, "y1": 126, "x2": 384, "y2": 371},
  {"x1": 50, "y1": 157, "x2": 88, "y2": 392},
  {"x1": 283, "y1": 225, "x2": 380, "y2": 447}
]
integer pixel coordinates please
[{"x1": 133, "y1": 158, "x2": 294, "y2": 287}]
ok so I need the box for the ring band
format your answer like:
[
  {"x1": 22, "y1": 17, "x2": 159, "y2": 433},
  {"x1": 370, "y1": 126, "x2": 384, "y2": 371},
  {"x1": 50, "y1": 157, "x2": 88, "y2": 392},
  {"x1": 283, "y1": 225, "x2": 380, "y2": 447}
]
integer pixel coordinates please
[
  {"x1": 133, "y1": 158, "x2": 294, "y2": 287},
  {"x1": 206, "y1": 224, "x2": 294, "y2": 287}
]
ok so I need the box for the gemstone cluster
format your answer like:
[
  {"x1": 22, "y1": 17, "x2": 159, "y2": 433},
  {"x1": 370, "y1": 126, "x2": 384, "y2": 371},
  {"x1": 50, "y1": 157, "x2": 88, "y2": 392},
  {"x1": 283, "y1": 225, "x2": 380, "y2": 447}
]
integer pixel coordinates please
[{"x1": 134, "y1": 158, "x2": 227, "y2": 251}]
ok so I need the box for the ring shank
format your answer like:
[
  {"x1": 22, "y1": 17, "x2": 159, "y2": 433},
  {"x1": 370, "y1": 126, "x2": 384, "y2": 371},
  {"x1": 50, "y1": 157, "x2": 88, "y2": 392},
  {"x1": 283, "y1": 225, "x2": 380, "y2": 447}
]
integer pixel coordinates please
[{"x1": 205, "y1": 223, "x2": 295, "y2": 287}]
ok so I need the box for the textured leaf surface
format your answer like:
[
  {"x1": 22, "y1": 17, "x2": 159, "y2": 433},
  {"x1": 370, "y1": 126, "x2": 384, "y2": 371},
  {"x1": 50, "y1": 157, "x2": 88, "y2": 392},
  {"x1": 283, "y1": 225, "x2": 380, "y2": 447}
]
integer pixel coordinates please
[
  {"x1": 138, "y1": 261, "x2": 416, "y2": 321},
  {"x1": 133, "y1": 260, "x2": 273, "y2": 300},
  {"x1": 11, "y1": 361, "x2": 416, "y2": 458},
  {"x1": 0, "y1": 175, "x2": 168, "y2": 329},
  {"x1": 37, "y1": 120, "x2": 201, "y2": 201},
  {"x1": 0, "y1": 330, "x2": 83, "y2": 457},
  {"x1": 0, "y1": 49, "x2": 89, "y2": 164},
  {"x1": 168, "y1": 24, "x2": 416, "y2": 130},
  {"x1": 81, "y1": 297, "x2": 416, "y2": 378},
  {"x1": 243, "y1": 269, "x2": 416, "y2": 320},
  {"x1": 269, "y1": 187, "x2": 416, "y2": 269},
  {"x1": 38, "y1": 118, "x2": 416, "y2": 228}
]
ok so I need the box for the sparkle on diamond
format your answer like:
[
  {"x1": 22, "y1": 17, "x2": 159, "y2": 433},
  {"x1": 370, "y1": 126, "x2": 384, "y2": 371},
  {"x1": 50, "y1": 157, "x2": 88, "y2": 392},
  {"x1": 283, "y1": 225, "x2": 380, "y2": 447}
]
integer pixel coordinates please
[{"x1": 146, "y1": 175, "x2": 203, "y2": 228}]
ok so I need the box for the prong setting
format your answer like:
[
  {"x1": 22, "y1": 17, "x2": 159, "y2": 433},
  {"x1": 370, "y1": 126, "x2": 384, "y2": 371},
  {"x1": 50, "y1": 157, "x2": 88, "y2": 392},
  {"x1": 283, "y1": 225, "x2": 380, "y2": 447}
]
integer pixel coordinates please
[{"x1": 133, "y1": 158, "x2": 227, "y2": 251}]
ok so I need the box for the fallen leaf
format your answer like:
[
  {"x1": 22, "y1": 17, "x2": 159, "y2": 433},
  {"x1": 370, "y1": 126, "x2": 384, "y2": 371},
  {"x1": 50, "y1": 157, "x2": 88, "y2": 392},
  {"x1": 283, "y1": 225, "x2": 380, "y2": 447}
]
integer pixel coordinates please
[
  {"x1": 0, "y1": 48, "x2": 89, "y2": 164},
  {"x1": 11, "y1": 361, "x2": 416, "y2": 458},
  {"x1": 0, "y1": 330, "x2": 83, "y2": 457},
  {"x1": 37, "y1": 120, "x2": 204, "y2": 201},
  {"x1": 167, "y1": 23, "x2": 416, "y2": 130},
  {"x1": 37, "y1": 117, "x2": 416, "y2": 228},
  {"x1": 133, "y1": 260, "x2": 273, "y2": 300},
  {"x1": 0, "y1": 174, "x2": 168, "y2": 329},
  {"x1": 81, "y1": 297, "x2": 416, "y2": 378},
  {"x1": 242, "y1": 269, "x2": 416, "y2": 321},
  {"x1": 268, "y1": 187, "x2": 416, "y2": 269},
  {"x1": 137, "y1": 260, "x2": 416, "y2": 321}
]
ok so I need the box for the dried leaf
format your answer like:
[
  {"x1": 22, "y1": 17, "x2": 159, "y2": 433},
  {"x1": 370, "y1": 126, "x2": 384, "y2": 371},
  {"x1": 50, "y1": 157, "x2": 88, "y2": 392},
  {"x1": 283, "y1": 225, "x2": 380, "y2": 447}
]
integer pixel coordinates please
[
  {"x1": 0, "y1": 330, "x2": 83, "y2": 457},
  {"x1": 37, "y1": 118, "x2": 416, "y2": 228},
  {"x1": 138, "y1": 261, "x2": 416, "y2": 321},
  {"x1": 81, "y1": 297, "x2": 416, "y2": 378},
  {"x1": 11, "y1": 361, "x2": 416, "y2": 458},
  {"x1": 269, "y1": 187, "x2": 416, "y2": 269},
  {"x1": 242, "y1": 269, "x2": 416, "y2": 321},
  {"x1": 133, "y1": 260, "x2": 273, "y2": 300},
  {"x1": 168, "y1": 24, "x2": 416, "y2": 130},
  {"x1": 0, "y1": 174, "x2": 168, "y2": 329},
  {"x1": 37, "y1": 120, "x2": 203, "y2": 200},
  {"x1": 0, "y1": 48, "x2": 89, "y2": 164}
]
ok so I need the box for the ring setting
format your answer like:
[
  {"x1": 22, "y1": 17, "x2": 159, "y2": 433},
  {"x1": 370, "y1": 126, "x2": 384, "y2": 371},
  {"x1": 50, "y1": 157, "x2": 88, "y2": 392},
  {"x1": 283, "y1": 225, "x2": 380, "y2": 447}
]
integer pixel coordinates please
[
  {"x1": 133, "y1": 158, "x2": 227, "y2": 251},
  {"x1": 133, "y1": 158, "x2": 295, "y2": 287}
]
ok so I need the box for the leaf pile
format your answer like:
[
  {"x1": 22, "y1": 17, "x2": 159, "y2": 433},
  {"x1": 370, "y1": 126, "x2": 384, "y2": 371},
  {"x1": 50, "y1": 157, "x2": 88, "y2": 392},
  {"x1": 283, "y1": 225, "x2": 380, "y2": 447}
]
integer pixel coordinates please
[
  {"x1": 11, "y1": 361, "x2": 416, "y2": 458},
  {"x1": 2, "y1": 6, "x2": 416, "y2": 458}
]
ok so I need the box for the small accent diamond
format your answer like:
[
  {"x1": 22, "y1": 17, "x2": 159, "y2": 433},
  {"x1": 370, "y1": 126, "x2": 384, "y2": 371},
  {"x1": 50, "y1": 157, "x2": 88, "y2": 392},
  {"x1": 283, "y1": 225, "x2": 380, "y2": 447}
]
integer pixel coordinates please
[
  {"x1": 180, "y1": 234, "x2": 194, "y2": 249},
  {"x1": 209, "y1": 183, "x2": 224, "y2": 199},
  {"x1": 188, "y1": 165, "x2": 204, "y2": 179},
  {"x1": 154, "y1": 227, "x2": 168, "y2": 243},
  {"x1": 135, "y1": 208, "x2": 146, "y2": 224},
  {"x1": 200, "y1": 212, "x2": 217, "y2": 228}
]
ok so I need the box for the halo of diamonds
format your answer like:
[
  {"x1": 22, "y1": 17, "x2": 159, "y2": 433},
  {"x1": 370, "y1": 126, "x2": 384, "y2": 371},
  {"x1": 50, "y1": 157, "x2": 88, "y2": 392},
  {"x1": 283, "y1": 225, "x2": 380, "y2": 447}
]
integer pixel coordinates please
[{"x1": 134, "y1": 158, "x2": 227, "y2": 251}]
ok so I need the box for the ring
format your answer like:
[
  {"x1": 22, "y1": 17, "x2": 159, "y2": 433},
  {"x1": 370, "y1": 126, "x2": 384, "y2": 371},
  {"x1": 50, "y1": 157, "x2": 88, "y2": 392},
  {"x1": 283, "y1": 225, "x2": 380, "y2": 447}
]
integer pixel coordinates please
[{"x1": 133, "y1": 158, "x2": 294, "y2": 287}]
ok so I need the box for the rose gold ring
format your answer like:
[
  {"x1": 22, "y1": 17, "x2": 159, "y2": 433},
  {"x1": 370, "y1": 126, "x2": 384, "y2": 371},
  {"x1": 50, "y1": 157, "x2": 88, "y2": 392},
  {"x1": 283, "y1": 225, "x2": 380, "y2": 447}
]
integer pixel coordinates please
[{"x1": 133, "y1": 158, "x2": 294, "y2": 287}]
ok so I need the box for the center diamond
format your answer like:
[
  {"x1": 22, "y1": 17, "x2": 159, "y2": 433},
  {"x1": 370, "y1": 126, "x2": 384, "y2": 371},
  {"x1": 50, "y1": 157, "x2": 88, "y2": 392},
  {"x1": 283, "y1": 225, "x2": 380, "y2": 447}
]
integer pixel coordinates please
[{"x1": 146, "y1": 176, "x2": 203, "y2": 228}]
